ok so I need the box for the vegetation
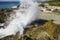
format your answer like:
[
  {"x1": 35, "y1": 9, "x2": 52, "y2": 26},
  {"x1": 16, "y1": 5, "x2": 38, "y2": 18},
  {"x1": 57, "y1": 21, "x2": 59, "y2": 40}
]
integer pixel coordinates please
[
  {"x1": 50, "y1": 0, "x2": 60, "y2": 2},
  {"x1": 48, "y1": 2, "x2": 60, "y2": 6}
]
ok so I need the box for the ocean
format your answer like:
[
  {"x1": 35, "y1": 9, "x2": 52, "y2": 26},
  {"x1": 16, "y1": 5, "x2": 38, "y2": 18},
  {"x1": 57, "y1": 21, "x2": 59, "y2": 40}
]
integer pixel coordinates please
[{"x1": 0, "y1": 1, "x2": 20, "y2": 8}]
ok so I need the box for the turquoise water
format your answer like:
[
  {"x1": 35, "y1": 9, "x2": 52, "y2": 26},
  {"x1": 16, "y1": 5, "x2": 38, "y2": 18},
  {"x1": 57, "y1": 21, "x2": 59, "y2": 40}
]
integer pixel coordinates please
[{"x1": 0, "y1": 2, "x2": 20, "y2": 8}]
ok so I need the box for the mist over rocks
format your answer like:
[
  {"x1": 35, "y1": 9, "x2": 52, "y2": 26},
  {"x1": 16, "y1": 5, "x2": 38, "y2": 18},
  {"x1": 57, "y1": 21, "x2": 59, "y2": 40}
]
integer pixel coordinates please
[{"x1": 0, "y1": 0, "x2": 40, "y2": 38}]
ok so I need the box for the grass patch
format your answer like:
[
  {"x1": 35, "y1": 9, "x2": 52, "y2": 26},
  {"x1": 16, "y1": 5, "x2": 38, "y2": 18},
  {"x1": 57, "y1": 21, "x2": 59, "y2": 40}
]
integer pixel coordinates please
[
  {"x1": 49, "y1": 2, "x2": 60, "y2": 6},
  {"x1": 40, "y1": 1, "x2": 60, "y2": 6}
]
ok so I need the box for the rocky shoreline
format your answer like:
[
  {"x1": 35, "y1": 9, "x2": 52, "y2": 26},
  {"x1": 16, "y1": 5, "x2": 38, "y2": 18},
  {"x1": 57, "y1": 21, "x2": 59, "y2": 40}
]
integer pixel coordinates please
[
  {"x1": 39, "y1": 2, "x2": 60, "y2": 13},
  {"x1": 0, "y1": 20, "x2": 60, "y2": 40},
  {"x1": 0, "y1": 3, "x2": 60, "y2": 40}
]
